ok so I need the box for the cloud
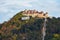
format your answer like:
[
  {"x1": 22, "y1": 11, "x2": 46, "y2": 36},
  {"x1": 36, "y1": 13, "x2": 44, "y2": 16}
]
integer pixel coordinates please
[
  {"x1": 30, "y1": 0, "x2": 60, "y2": 16},
  {"x1": 0, "y1": 0, "x2": 33, "y2": 13},
  {"x1": 0, "y1": 0, "x2": 38, "y2": 23},
  {"x1": 0, "y1": 0, "x2": 60, "y2": 23},
  {"x1": 0, "y1": 0, "x2": 38, "y2": 14}
]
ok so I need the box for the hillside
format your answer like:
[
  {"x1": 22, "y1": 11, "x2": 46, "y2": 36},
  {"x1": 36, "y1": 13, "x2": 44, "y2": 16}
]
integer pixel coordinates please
[{"x1": 0, "y1": 10, "x2": 60, "y2": 40}]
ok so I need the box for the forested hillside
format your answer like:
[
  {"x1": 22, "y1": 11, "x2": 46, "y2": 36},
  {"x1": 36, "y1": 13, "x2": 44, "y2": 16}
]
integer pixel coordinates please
[{"x1": 0, "y1": 11, "x2": 60, "y2": 40}]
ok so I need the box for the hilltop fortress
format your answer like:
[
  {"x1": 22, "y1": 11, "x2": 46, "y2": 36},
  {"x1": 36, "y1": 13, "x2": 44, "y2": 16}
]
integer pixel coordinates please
[{"x1": 22, "y1": 9, "x2": 49, "y2": 18}]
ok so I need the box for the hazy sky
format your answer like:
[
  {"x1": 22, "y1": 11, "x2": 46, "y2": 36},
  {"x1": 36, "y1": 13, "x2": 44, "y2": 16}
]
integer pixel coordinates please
[{"x1": 0, "y1": 0, "x2": 60, "y2": 23}]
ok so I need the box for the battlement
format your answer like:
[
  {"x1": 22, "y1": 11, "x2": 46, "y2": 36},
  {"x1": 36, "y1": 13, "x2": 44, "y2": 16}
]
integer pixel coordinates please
[{"x1": 22, "y1": 9, "x2": 49, "y2": 18}]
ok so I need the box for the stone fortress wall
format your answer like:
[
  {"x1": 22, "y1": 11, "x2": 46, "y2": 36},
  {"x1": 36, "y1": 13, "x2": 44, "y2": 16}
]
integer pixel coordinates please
[{"x1": 22, "y1": 9, "x2": 49, "y2": 18}]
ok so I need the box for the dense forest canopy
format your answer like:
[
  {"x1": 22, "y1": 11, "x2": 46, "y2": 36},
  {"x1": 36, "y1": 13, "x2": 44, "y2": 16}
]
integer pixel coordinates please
[{"x1": 0, "y1": 11, "x2": 60, "y2": 40}]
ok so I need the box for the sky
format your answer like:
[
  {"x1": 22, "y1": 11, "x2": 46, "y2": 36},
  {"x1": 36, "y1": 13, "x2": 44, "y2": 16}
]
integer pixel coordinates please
[{"x1": 0, "y1": 0, "x2": 60, "y2": 23}]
